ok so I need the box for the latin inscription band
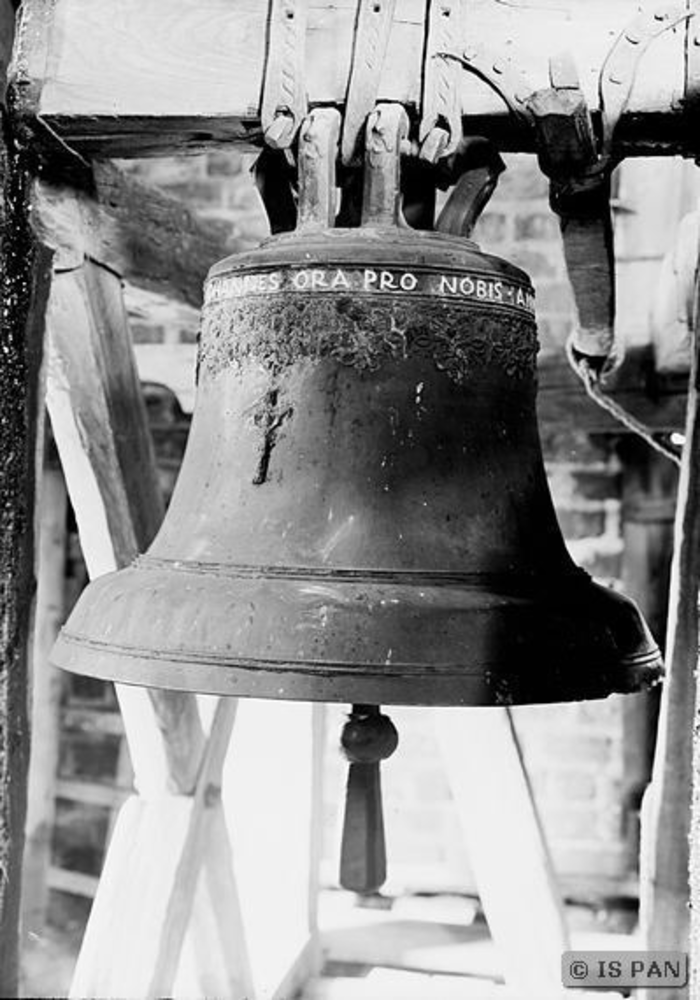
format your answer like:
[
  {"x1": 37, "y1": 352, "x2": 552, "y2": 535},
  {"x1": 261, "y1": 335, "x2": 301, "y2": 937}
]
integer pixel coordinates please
[{"x1": 205, "y1": 266, "x2": 535, "y2": 316}]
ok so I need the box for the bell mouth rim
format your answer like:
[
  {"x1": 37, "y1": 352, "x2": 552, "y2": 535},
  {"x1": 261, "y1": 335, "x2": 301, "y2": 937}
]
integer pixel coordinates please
[
  {"x1": 51, "y1": 628, "x2": 664, "y2": 706},
  {"x1": 54, "y1": 629, "x2": 665, "y2": 674}
]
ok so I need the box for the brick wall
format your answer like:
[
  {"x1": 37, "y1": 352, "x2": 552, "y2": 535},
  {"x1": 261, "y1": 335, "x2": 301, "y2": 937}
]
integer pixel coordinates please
[{"x1": 119, "y1": 149, "x2": 671, "y2": 899}]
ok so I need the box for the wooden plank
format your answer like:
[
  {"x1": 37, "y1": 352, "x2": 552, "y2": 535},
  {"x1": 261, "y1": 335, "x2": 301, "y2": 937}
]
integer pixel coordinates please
[
  {"x1": 618, "y1": 440, "x2": 677, "y2": 880},
  {"x1": 22, "y1": 466, "x2": 68, "y2": 937},
  {"x1": 47, "y1": 865, "x2": 100, "y2": 898},
  {"x1": 62, "y1": 707, "x2": 124, "y2": 737},
  {"x1": 148, "y1": 699, "x2": 242, "y2": 998},
  {"x1": 641, "y1": 232, "x2": 700, "y2": 998},
  {"x1": 31, "y1": 162, "x2": 236, "y2": 307},
  {"x1": 436, "y1": 708, "x2": 570, "y2": 995},
  {"x1": 69, "y1": 700, "x2": 252, "y2": 1000},
  {"x1": 54, "y1": 778, "x2": 130, "y2": 809},
  {"x1": 39, "y1": 218, "x2": 258, "y2": 994},
  {"x1": 69, "y1": 796, "x2": 203, "y2": 998},
  {"x1": 9, "y1": 0, "x2": 691, "y2": 159},
  {"x1": 224, "y1": 699, "x2": 322, "y2": 998},
  {"x1": 0, "y1": 1, "x2": 54, "y2": 984},
  {"x1": 44, "y1": 260, "x2": 207, "y2": 795}
]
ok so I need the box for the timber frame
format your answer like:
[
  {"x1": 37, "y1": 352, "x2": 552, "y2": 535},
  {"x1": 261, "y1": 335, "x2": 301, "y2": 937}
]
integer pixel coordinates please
[{"x1": 9, "y1": 0, "x2": 700, "y2": 161}]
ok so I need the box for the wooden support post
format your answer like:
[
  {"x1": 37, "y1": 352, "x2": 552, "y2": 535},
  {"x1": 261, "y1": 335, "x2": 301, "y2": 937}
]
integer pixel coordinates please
[
  {"x1": 640, "y1": 232, "x2": 700, "y2": 1000},
  {"x1": 43, "y1": 258, "x2": 254, "y2": 997},
  {"x1": 680, "y1": 232, "x2": 700, "y2": 995},
  {"x1": 69, "y1": 698, "x2": 251, "y2": 999},
  {"x1": 436, "y1": 708, "x2": 570, "y2": 996},
  {"x1": 0, "y1": 4, "x2": 53, "y2": 990},
  {"x1": 43, "y1": 255, "x2": 206, "y2": 795},
  {"x1": 31, "y1": 165, "x2": 236, "y2": 309},
  {"x1": 618, "y1": 439, "x2": 677, "y2": 874},
  {"x1": 22, "y1": 464, "x2": 68, "y2": 937},
  {"x1": 10, "y1": 0, "x2": 698, "y2": 160},
  {"x1": 36, "y1": 176, "x2": 323, "y2": 999}
]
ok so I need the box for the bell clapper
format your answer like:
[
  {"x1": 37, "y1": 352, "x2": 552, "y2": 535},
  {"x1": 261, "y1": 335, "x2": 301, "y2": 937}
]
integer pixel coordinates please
[{"x1": 339, "y1": 704, "x2": 399, "y2": 895}]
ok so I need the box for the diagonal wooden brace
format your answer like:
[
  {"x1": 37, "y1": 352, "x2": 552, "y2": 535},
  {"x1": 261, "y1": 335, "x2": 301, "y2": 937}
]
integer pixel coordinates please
[{"x1": 33, "y1": 174, "x2": 256, "y2": 996}]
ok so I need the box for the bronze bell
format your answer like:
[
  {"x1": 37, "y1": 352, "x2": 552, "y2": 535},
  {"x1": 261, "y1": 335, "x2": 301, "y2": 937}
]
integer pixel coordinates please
[{"x1": 51, "y1": 108, "x2": 663, "y2": 707}]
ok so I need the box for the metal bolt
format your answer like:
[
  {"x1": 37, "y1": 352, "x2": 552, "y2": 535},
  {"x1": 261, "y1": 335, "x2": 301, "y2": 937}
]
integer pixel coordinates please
[
  {"x1": 420, "y1": 127, "x2": 449, "y2": 163},
  {"x1": 204, "y1": 783, "x2": 221, "y2": 808},
  {"x1": 265, "y1": 112, "x2": 296, "y2": 149}
]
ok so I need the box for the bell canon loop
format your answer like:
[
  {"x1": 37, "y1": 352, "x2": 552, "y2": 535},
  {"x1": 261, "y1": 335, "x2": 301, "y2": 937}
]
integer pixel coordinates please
[{"x1": 50, "y1": 110, "x2": 663, "y2": 707}]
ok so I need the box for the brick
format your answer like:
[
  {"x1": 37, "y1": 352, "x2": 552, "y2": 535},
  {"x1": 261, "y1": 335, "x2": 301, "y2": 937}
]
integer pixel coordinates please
[
  {"x1": 547, "y1": 772, "x2": 597, "y2": 802},
  {"x1": 515, "y1": 212, "x2": 561, "y2": 241},
  {"x1": 177, "y1": 324, "x2": 199, "y2": 344},
  {"x1": 546, "y1": 734, "x2": 613, "y2": 765},
  {"x1": 537, "y1": 315, "x2": 572, "y2": 352},
  {"x1": 158, "y1": 178, "x2": 228, "y2": 207},
  {"x1": 575, "y1": 548, "x2": 623, "y2": 580},
  {"x1": 130, "y1": 322, "x2": 165, "y2": 344},
  {"x1": 206, "y1": 151, "x2": 245, "y2": 177},
  {"x1": 118, "y1": 155, "x2": 208, "y2": 187},
  {"x1": 533, "y1": 282, "x2": 575, "y2": 314},
  {"x1": 596, "y1": 803, "x2": 625, "y2": 841},
  {"x1": 226, "y1": 182, "x2": 265, "y2": 213},
  {"x1": 543, "y1": 807, "x2": 599, "y2": 841},
  {"x1": 550, "y1": 844, "x2": 627, "y2": 879},
  {"x1": 234, "y1": 211, "x2": 271, "y2": 245},
  {"x1": 472, "y1": 211, "x2": 509, "y2": 245},
  {"x1": 496, "y1": 154, "x2": 549, "y2": 198},
  {"x1": 570, "y1": 470, "x2": 622, "y2": 502},
  {"x1": 541, "y1": 430, "x2": 615, "y2": 464},
  {"x1": 556, "y1": 508, "x2": 607, "y2": 539},
  {"x1": 505, "y1": 248, "x2": 559, "y2": 280},
  {"x1": 157, "y1": 467, "x2": 180, "y2": 505}
]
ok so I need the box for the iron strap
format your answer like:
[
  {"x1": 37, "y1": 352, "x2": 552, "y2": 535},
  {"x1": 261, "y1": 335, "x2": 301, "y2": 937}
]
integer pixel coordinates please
[
  {"x1": 341, "y1": 0, "x2": 398, "y2": 164},
  {"x1": 419, "y1": 0, "x2": 464, "y2": 161},
  {"x1": 260, "y1": 0, "x2": 309, "y2": 150}
]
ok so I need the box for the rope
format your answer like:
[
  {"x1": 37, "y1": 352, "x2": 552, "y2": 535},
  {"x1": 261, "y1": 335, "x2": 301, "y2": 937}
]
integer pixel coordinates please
[{"x1": 565, "y1": 336, "x2": 682, "y2": 468}]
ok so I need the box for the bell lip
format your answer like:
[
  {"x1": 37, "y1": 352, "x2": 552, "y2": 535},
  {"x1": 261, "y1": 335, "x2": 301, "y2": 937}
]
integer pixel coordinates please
[
  {"x1": 205, "y1": 225, "x2": 533, "y2": 291},
  {"x1": 51, "y1": 626, "x2": 663, "y2": 707},
  {"x1": 50, "y1": 560, "x2": 664, "y2": 707}
]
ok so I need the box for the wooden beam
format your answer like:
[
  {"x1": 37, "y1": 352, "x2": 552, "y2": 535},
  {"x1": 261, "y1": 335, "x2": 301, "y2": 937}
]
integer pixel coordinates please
[
  {"x1": 44, "y1": 258, "x2": 205, "y2": 790},
  {"x1": 0, "y1": 1, "x2": 53, "y2": 987},
  {"x1": 45, "y1": 261, "x2": 256, "y2": 998},
  {"x1": 31, "y1": 162, "x2": 236, "y2": 307},
  {"x1": 69, "y1": 701, "x2": 253, "y2": 1000},
  {"x1": 22, "y1": 466, "x2": 68, "y2": 937},
  {"x1": 618, "y1": 441, "x2": 676, "y2": 882},
  {"x1": 9, "y1": 0, "x2": 694, "y2": 159},
  {"x1": 642, "y1": 228, "x2": 700, "y2": 998},
  {"x1": 436, "y1": 708, "x2": 570, "y2": 994}
]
